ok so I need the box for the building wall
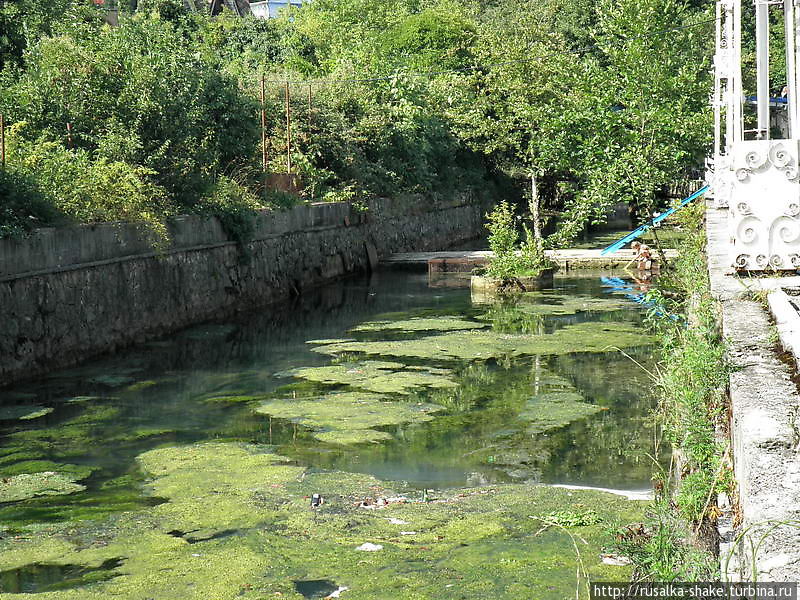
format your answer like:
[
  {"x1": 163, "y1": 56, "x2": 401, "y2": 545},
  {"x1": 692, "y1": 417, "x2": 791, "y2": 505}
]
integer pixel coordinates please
[{"x1": 249, "y1": 0, "x2": 302, "y2": 19}]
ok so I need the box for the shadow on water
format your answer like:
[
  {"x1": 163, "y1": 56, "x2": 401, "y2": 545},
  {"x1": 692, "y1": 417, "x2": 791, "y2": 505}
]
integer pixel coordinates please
[
  {"x1": 0, "y1": 558, "x2": 123, "y2": 593},
  {"x1": 294, "y1": 579, "x2": 340, "y2": 599},
  {"x1": 0, "y1": 268, "x2": 665, "y2": 528}
]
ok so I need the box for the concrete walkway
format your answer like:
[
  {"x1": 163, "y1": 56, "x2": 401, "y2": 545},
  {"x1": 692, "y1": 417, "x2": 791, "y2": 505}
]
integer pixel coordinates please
[
  {"x1": 383, "y1": 248, "x2": 679, "y2": 270},
  {"x1": 706, "y1": 204, "x2": 800, "y2": 581}
]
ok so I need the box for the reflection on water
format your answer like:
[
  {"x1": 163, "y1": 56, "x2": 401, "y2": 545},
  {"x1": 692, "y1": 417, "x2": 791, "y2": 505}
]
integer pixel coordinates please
[{"x1": 0, "y1": 270, "x2": 663, "y2": 529}]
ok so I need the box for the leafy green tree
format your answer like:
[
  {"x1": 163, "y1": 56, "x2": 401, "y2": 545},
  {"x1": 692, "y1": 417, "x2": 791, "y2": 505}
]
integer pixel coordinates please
[{"x1": 585, "y1": 0, "x2": 712, "y2": 226}]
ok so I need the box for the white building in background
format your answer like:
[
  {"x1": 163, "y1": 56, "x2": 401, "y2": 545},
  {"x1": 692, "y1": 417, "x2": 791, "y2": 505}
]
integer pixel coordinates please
[{"x1": 249, "y1": 0, "x2": 304, "y2": 19}]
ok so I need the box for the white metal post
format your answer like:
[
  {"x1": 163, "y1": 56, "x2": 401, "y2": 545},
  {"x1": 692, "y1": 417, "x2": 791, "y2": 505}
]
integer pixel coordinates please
[
  {"x1": 733, "y1": 0, "x2": 744, "y2": 142},
  {"x1": 756, "y1": 0, "x2": 771, "y2": 139},
  {"x1": 789, "y1": 0, "x2": 800, "y2": 137},
  {"x1": 715, "y1": 1, "x2": 723, "y2": 159}
]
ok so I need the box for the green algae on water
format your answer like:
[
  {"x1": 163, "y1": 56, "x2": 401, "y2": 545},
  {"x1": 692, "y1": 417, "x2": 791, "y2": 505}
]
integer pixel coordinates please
[
  {"x1": 304, "y1": 338, "x2": 356, "y2": 346},
  {"x1": 0, "y1": 406, "x2": 54, "y2": 421},
  {"x1": 512, "y1": 293, "x2": 630, "y2": 316},
  {"x1": 0, "y1": 472, "x2": 87, "y2": 503},
  {"x1": 313, "y1": 429, "x2": 394, "y2": 445},
  {"x1": 255, "y1": 392, "x2": 443, "y2": 445},
  {"x1": 349, "y1": 317, "x2": 487, "y2": 333},
  {"x1": 87, "y1": 375, "x2": 137, "y2": 388},
  {"x1": 204, "y1": 395, "x2": 265, "y2": 404},
  {"x1": 311, "y1": 321, "x2": 654, "y2": 362},
  {"x1": 125, "y1": 380, "x2": 158, "y2": 392},
  {"x1": 283, "y1": 361, "x2": 456, "y2": 394},
  {"x1": 64, "y1": 396, "x2": 114, "y2": 404},
  {"x1": 0, "y1": 442, "x2": 645, "y2": 600},
  {"x1": 520, "y1": 391, "x2": 604, "y2": 434}
]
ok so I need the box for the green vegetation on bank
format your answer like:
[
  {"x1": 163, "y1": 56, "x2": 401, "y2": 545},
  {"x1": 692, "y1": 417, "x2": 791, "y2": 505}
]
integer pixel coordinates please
[
  {"x1": 617, "y1": 203, "x2": 730, "y2": 580},
  {"x1": 0, "y1": 0, "x2": 712, "y2": 243}
]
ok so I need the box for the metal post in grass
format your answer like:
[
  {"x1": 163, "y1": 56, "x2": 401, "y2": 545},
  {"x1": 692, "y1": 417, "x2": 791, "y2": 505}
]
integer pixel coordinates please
[
  {"x1": 0, "y1": 113, "x2": 5, "y2": 170},
  {"x1": 307, "y1": 84, "x2": 313, "y2": 143},
  {"x1": 260, "y1": 74, "x2": 268, "y2": 174},
  {"x1": 285, "y1": 81, "x2": 292, "y2": 174}
]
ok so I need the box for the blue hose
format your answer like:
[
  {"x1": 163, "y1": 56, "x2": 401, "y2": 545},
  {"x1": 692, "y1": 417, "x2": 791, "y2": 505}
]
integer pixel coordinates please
[{"x1": 600, "y1": 185, "x2": 710, "y2": 256}]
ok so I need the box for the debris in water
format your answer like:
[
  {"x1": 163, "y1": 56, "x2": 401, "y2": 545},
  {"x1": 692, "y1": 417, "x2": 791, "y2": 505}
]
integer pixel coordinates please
[
  {"x1": 601, "y1": 554, "x2": 632, "y2": 566},
  {"x1": 358, "y1": 496, "x2": 409, "y2": 509},
  {"x1": 311, "y1": 493, "x2": 323, "y2": 508},
  {"x1": 387, "y1": 518, "x2": 409, "y2": 525},
  {"x1": 355, "y1": 543, "x2": 383, "y2": 552},
  {"x1": 325, "y1": 586, "x2": 349, "y2": 599}
]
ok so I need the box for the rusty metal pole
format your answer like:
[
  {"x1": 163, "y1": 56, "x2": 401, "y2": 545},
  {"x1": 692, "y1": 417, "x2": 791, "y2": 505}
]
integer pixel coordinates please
[
  {"x1": 307, "y1": 84, "x2": 313, "y2": 144},
  {"x1": 285, "y1": 81, "x2": 292, "y2": 174},
  {"x1": 260, "y1": 75, "x2": 267, "y2": 174},
  {"x1": 0, "y1": 114, "x2": 5, "y2": 170},
  {"x1": 66, "y1": 122, "x2": 73, "y2": 149}
]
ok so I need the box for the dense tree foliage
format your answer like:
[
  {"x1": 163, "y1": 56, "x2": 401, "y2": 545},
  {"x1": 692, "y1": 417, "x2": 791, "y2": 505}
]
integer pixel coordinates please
[{"x1": 0, "y1": 0, "x2": 713, "y2": 241}]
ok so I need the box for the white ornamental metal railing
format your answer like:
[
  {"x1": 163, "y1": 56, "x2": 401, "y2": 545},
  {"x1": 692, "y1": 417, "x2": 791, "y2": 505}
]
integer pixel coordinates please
[{"x1": 711, "y1": 0, "x2": 800, "y2": 271}]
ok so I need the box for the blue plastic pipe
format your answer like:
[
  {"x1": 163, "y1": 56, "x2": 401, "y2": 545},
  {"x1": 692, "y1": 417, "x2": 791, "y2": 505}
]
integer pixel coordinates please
[{"x1": 600, "y1": 185, "x2": 710, "y2": 256}]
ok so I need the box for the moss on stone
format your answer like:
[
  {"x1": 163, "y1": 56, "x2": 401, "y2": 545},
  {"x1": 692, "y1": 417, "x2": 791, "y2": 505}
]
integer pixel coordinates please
[{"x1": 311, "y1": 322, "x2": 654, "y2": 362}]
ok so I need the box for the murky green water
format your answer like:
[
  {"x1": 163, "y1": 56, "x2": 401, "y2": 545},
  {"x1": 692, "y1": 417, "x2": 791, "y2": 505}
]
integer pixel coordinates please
[{"x1": 0, "y1": 270, "x2": 661, "y2": 532}]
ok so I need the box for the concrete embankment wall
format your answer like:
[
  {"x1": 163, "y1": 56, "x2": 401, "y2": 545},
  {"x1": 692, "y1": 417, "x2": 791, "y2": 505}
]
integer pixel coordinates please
[
  {"x1": 0, "y1": 194, "x2": 491, "y2": 386},
  {"x1": 706, "y1": 204, "x2": 800, "y2": 582}
]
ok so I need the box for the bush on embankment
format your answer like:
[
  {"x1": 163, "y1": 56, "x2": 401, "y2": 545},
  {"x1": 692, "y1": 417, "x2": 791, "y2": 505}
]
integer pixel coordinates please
[{"x1": 616, "y1": 202, "x2": 731, "y2": 581}]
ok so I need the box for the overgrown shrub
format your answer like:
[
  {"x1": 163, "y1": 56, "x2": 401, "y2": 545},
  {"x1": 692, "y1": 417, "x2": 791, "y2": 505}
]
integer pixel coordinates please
[
  {"x1": 5, "y1": 124, "x2": 172, "y2": 243},
  {"x1": 1, "y1": 15, "x2": 259, "y2": 206},
  {"x1": 196, "y1": 175, "x2": 263, "y2": 243},
  {"x1": 0, "y1": 170, "x2": 62, "y2": 238},
  {"x1": 484, "y1": 200, "x2": 550, "y2": 281}
]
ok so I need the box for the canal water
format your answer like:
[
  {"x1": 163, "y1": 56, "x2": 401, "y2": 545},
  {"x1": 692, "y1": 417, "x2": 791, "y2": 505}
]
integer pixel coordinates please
[{"x1": 0, "y1": 269, "x2": 660, "y2": 529}]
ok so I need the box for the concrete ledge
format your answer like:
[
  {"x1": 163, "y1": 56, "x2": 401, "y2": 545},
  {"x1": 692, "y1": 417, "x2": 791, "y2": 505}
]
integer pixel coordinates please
[{"x1": 384, "y1": 248, "x2": 679, "y2": 271}]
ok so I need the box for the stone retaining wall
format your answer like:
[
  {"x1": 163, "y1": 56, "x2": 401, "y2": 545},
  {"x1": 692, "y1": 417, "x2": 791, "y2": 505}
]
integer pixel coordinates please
[{"x1": 0, "y1": 194, "x2": 491, "y2": 386}]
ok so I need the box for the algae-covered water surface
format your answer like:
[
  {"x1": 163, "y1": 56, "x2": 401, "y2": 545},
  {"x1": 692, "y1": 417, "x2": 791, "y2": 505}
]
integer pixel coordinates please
[{"x1": 0, "y1": 270, "x2": 662, "y2": 599}]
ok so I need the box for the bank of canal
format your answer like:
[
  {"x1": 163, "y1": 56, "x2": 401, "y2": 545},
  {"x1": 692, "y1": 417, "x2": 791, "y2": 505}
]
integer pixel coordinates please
[{"x1": 0, "y1": 269, "x2": 661, "y2": 598}]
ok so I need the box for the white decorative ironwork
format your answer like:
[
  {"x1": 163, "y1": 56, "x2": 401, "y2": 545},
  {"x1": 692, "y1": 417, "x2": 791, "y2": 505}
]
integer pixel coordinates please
[
  {"x1": 713, "y1": 0, "x2": 800, "y2": 271},
  {"x1": 729, "y1": 140, "x2": 800, "y2": 269}
]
